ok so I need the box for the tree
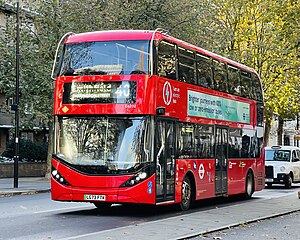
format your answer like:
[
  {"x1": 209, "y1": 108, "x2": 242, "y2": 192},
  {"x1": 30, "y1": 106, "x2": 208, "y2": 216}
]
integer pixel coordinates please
[{"x1": 199, "y1": 0, "x2": 300, "y2": 145}]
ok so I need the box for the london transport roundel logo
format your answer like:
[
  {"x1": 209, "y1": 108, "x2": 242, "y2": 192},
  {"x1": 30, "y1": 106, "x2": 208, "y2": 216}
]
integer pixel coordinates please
[
  {"x1": 163, "y1": 81, "x2": 172, "y2": 105},
  {"x1": 198, "y1": 164, "x2": 205, "y2": 180}
]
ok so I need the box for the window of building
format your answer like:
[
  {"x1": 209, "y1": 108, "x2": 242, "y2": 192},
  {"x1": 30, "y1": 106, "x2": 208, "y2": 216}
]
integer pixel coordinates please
[
  {"x1": 21, "y1": 132, "x2": 34, "y2": 142},
  {"x1": 157, "y1": 41, "x2": 177, "y2": 80}
]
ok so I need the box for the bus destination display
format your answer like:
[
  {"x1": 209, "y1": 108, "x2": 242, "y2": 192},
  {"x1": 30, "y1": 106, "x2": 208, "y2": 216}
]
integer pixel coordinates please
[{"x1": 63, "y1": 81, "x2": 136, "y2": 104}]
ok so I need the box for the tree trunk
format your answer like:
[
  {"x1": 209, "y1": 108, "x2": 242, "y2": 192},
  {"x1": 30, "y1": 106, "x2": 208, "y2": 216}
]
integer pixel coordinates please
[
  {"x1": 264, "y1": 118, "x2": 271, "y2": 146},
  {"x1": 277, "y1": 117, "x2": 284, "y2": 146},
  {"x1": 45, "y1": 121, "x2": 53, "y2": 179}
]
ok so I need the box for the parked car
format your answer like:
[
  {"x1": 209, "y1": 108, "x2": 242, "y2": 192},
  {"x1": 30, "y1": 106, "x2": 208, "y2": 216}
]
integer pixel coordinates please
[{"x1": 265, "y1": 146, "x2": 300, "y2": 188}]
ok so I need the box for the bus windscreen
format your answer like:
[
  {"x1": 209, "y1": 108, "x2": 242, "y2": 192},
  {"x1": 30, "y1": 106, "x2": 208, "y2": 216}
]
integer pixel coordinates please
[
  {"x1": 59, "y1": 40, "x2": 150, "y2": 76},
  {"x1": 54, "y1": 116, "x2": 151, "y2": 174}
]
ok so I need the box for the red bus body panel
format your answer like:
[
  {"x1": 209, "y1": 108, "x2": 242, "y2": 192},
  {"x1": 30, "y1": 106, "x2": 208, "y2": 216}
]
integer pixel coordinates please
[{"x1": 51, "y1": 159, "x2": 156, "y2": 204}]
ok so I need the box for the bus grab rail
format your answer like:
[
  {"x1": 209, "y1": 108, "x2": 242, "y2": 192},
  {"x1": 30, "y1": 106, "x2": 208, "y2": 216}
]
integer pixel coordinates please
[
  {"x1": 51, "y1": 32, "x2": 75, "y2": 80},
  {"x1": 150, "y1": 28, "x2": 169, "y2": 77}
]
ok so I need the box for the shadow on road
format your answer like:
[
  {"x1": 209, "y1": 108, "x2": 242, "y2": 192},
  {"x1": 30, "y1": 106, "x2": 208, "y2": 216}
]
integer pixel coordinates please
[
  {"x1": 56, "y1": 194, "x2": 258, "y2": 220},
  {"x1": 55, "y1": 184, "x2": 300, "y2": 219}
]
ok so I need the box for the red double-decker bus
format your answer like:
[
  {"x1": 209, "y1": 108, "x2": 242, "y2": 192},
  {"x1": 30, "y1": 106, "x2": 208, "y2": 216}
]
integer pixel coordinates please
[{"x1": 51, "y1": 29, "x2": 264, "y2": 210}]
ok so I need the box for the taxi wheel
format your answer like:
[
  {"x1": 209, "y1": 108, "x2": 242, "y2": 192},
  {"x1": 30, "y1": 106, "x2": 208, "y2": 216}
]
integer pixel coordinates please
[
  {"x1": 285, "y1": 175, "x2": 292, "y2": 189},
  {"x1": 180, "y1": 176, "x2": 192, "y2": 211},
  {"x1": 93, "y1": 202, "x2": 112, "y2": 209}
]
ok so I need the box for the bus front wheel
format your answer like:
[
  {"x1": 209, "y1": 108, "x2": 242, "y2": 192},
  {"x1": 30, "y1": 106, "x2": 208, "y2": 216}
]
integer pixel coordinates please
[{"x1": 180, "y1": 176, "x2": 192, "y2": 211}]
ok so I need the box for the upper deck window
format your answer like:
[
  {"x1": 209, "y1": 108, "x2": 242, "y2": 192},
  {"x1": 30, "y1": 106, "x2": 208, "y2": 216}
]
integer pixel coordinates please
[
  {"x1": 241, "y1": 70, "x2": 252, "y2": 98},
  {"x1": 196, "y1": 54, "x2": 213, "y2": 89},
  {"x1": 252, "y1": 74, "x2": 263, "y2": 102},
  {"x1": 157, "y1": 41, "x2": 177, "y2": 80},
  {"x1": 59, "y1": 40, "x2": 150, "y2": 76},
  {"x1": 178, "y1": 47, "x2": 196, "y2": 84},
  {"x1": 213, "y1": 60, "x2": 227, "y2": 92},
  {"x1": 228, "y1": 65, "x2": 241, "y2": 96}
]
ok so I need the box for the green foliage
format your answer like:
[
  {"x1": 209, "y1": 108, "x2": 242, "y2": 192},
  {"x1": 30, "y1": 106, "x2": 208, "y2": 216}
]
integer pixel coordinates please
[
  {"x1": 201, "y1": 0, "x2": 300, "y2": 143},
  {"x1": 2, "y1": 139, "x2": 48, "y2": 162}
]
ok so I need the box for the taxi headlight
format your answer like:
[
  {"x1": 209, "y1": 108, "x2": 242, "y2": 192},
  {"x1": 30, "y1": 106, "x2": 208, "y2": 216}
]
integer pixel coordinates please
[{"x1": 280, "y1": 166, "x2": 286, "y2": 172}]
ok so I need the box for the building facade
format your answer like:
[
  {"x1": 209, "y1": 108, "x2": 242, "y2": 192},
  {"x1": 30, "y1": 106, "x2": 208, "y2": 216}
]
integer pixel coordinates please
[
  {"x1": 268, "y1": 118, "x2": 300, "y2": 147},
  {"x1": 0, "y1": 2, "x2": 48, "y2": 156}
]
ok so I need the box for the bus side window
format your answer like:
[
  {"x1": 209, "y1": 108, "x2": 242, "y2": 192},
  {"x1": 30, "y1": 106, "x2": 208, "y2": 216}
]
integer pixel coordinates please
[
  {"x1": 178, "y1": 123, "x2": 195, "y2": 158},
  {"x1": 241, "y1": 129, "x2": 255, "y2": 158},
  {"x1": 240, "y1": 70, "x2": 252, "y2": 98},
  {"x1": 228, "y1": 65, "x2": 241, "y2": 96},
  {"x1": 257, "y1": 102, "x2": 264, "y2": 126},
  {"x1": 178, "y1": 47, "x2": 196, "y2": 84},
  {"x1": 252, "y1": 74, "x2": 263, "y2": 102},
  {"x1": 256, "y1": 127, "x2": 263, "y2": 158},
  {"x1": 196, "y1": 125, "x2": 214, "y2": 158},
  {"x1": 228, "y1": 128, "x2": 242, "y2": 158},
  {"x1": 213, "y1": 60, "x2": 227, "y2": 92},
  {"x1": 196, "y1": 54, "x2": 213, "y2": 89},
  {"x1": 157, "y1": 41, "x2": 177, "y2": 80}
]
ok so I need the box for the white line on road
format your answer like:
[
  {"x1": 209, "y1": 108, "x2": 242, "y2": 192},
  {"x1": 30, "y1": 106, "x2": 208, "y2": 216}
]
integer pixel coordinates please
[{"x1": 34, "y1": 205, "x2": 94, "y2": 214}]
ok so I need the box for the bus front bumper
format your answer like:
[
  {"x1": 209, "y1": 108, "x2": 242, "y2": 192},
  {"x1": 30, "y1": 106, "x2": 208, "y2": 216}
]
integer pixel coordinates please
[{"x1": 51, "y1": 175, "x2": 156, "y2": 205}]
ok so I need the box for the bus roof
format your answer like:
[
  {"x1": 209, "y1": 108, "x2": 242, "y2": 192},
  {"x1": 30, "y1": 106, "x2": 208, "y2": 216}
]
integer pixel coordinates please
[
  {"x1": 65, "y1": 30, "x2": 154, "y2": 43},
  {"x1": 65, "y1": 30, "x2": 256, "y2": 74}
]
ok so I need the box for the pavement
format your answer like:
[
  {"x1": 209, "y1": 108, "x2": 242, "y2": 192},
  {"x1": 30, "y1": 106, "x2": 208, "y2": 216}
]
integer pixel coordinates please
[
  {"x1": 0, "y1": 177, "x2": 50, "y2": 197},
  {"x1": 1, "y1": 177, "x2": 300, "y2": 240},
  {"x1": 69, "y1": 192, "x2": 300, "y2": 240}
]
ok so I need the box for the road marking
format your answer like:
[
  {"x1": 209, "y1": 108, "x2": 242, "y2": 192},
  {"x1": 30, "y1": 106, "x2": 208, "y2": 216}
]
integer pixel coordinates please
[{"x1": 34, "y1": 205, "x2": 93, "y2": 214}]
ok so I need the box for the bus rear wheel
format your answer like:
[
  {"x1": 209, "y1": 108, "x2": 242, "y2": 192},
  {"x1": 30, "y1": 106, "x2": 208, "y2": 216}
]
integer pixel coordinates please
[
  {"x1": 93, "y1": 202, "x2": 112, "y2": 209},
  {"x1": 244, "y1": 171, "x2": 254, "y2": 199},
  {"x1": 180, "y1": 176, "x2": 192, "y2": 211}
]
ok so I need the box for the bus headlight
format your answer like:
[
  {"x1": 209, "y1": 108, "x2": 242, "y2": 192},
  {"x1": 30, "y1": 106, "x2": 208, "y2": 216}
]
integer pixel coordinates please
[
  {"x1": 139, "y1": 172, "x2": 147, "y2": 179},
  {"x1": 51, "y1": 166, "x2": 70, "y2": 186},
  {"x1": 120, "y1": 164, "x2": 153, "y2": 187}
]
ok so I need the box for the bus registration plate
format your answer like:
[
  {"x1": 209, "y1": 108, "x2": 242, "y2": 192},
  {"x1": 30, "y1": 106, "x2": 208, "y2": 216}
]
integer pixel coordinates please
[{"x1": 84, "y1": 194, "x2": 106, "y2": 201}]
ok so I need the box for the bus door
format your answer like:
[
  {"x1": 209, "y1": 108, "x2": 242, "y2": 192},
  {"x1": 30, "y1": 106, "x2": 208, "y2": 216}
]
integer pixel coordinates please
[
  {"x1": 155, "y1": 119, "x2": 176, "y2": 203},
  {"x1": 215, "y1": 126, "x2": 228, "y2": 196}
]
